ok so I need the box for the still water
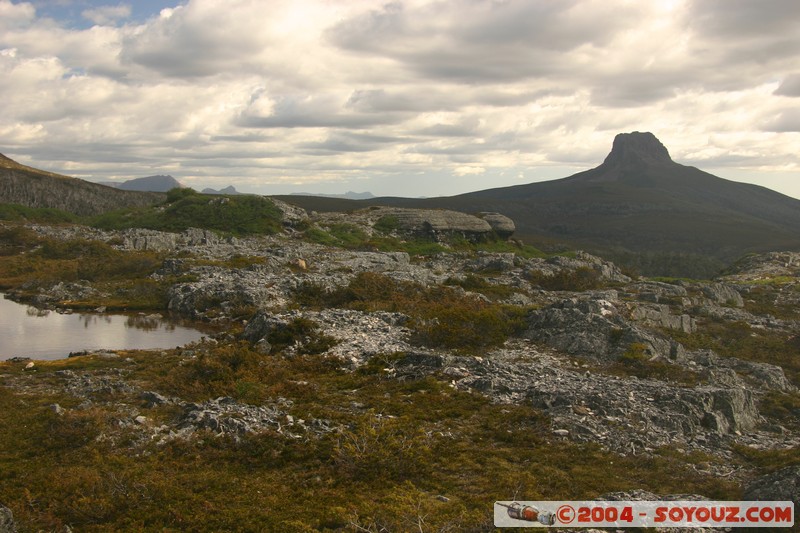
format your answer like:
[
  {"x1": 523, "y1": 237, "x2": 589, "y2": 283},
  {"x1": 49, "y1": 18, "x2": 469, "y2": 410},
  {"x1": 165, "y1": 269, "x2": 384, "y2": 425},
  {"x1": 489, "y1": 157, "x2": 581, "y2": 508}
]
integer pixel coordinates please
[{"x1": 0, "y1": 295, "x2": 206, "y2": 360}]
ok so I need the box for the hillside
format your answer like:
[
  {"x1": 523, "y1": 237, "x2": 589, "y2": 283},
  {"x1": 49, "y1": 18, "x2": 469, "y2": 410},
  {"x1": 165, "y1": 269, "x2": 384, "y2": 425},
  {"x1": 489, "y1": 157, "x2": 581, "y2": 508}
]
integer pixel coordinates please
[
  {"x1": 0, "y1": 154, "x2": 163, "y2": 216},
  {"x1": 0, "y1": 214, "x2": 798, "y2": 530},
  {"x1": 278, "y1": 132, "x2": 800, "y2": 276}
]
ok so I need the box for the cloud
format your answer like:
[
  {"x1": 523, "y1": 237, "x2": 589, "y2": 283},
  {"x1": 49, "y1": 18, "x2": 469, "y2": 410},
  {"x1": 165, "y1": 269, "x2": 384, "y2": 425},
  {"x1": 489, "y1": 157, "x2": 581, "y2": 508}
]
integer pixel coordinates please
[
  {"x1": 764, "y1": 109, "x2": 800, "y2": 132},
  {"x1": 237, "y1": 92, "x2": 409, "y2": 128},
  {"x1": 299, "y1": 131, "x2": 413, "y2": 154},
  {"x1": 327, "y1": 0, "x2": 647, "y2": 84},
  {"x1": 775, "y1": 74, "x2": 800, "y2": 97},
  {"x1": 0, "y1": 0, "x2": 798, "y2": 199},
  {"x1": 0, "y1": 0, "x2": 36, "y2": 30},
  {"x1": 453, "y1": 165, "x2": 485, "y2": 176},
  {"x1": 688, "y1": 0, "x2": 800, "y2": 39},
  {"x1": 82, "y1": 4, "x2": 131, "y2": 26}
]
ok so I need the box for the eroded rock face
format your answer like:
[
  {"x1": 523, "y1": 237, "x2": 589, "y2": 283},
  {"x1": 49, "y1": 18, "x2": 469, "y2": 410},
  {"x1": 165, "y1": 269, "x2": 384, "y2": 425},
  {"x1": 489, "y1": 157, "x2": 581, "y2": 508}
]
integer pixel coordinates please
[{"x1": 393, "y1": 343, "x2": 765, "y2": 456}]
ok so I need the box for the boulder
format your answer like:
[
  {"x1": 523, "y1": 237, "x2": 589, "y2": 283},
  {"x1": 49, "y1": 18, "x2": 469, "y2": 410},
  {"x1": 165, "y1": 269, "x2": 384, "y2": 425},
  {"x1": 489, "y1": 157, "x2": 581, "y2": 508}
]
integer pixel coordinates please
[
  {"x1": 241, "y1": 311, "x2": 288, "y2": 345},
  {"x1": 365, "y1": 207, "x2": 494, "y2": 241},
  {"x1": 0, "y1": 504, "x2": 16, "y2": 533},
  {"x1": 477, "y1": 212, "x2": 515, "y2": 238}
]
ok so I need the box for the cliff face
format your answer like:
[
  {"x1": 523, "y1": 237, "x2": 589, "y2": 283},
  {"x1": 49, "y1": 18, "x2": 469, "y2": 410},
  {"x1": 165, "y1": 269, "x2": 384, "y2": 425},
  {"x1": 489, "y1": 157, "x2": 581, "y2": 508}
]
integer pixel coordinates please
[{"x1": 0, "y1": 155, "x2": 163, "y2": 216}]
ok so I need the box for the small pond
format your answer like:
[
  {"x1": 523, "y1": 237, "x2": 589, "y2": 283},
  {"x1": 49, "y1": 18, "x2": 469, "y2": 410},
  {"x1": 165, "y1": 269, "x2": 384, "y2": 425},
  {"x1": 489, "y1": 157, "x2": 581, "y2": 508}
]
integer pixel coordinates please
[{"x1": 0, "y1": 295, "x2": 207, "y2": 360}]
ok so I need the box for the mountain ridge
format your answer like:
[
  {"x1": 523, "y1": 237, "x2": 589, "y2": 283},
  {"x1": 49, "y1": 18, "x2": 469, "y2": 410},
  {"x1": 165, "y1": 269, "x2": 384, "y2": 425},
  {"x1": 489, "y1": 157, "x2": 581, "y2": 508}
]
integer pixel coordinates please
[
  {"x1": 0, "y1": 153, "x2": 163, "y2": 216},
  {"x1": 278, "y1": 132, "x2": 800, "y2": 275}
]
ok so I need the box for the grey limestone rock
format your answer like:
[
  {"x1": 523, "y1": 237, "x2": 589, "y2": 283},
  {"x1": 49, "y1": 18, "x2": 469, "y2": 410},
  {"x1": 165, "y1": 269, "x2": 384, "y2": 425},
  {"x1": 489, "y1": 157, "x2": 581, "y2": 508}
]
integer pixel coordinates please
[
  {"x1": 477, "y1": 212, "x2": 516, "y2": 238},
  {"x1": 700, "y1": 282, "x2": 744, "y2": 307},
  {"x1": 241, "y1": 311, "x2": 288, "y2": 345},
  {"x1": 270, "y1": 198, "x2": 308, "y2": 228},
  {"x1": 630, "y1": 303, "x2": 696, "y2": 333},
  {"x1": 628, "y1": 280, "x2": 688, "y2": 303},
  {"x1": 722, "y1": 251, "x2": 800, "y2": 282},
  {"x1": 0, "y1": 504, "x2": 17, "y2": 533},
  {"x1": 122, "y1": 228, "x2": 179, "y2": 252},
  {"x1": 524, "y1": 294, "x2": 686, "y2": 362},
  {"x1": 468, "y1": 252, "x2": 517, "y2": 272},
  {"x1": 743, "y1": 465, "x2": 800, "y2": 509},
  {"x1": 534, "y1": 251, "x2": 632, "y2": 284}
]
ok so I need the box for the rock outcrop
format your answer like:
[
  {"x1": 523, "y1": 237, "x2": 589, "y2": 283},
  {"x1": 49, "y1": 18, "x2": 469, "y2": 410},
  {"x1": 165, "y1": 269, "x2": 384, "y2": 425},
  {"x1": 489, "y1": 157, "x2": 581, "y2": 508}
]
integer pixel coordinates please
[
  {"x1": 477, "y1": 212, "x2": 516, "y2": 238},
  {"x1": 0, "y1": 505, "x2": 16, "y2": 533},
  {"x1": 523, "y1": 293, "x2": 686, "y2": 362},
  {"x1": 744, "y1": 465, "x2": 800, "y2": 509},
  {"x1": 375, "y1": 207, "x2": 495, "y2": 241},
  {"x1": 0, "y1": 153, "x2": 162, "y2": 216},
  {"x1": 631, "y1": 303, "x2": 696, "y2": 333}
]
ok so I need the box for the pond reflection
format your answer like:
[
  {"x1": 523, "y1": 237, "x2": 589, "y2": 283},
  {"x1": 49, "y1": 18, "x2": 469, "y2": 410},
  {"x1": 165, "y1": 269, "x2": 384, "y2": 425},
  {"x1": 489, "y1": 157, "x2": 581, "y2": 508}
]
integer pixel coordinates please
[{"x1": 1, "y1": 295, "x2": 206, "y2": 360}]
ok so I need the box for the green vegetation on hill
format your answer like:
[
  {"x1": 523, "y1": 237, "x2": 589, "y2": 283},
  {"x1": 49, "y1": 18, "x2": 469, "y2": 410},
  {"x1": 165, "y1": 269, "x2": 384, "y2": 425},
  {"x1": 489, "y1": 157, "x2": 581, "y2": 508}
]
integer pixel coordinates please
[
  {"x1": 0, "y1": 203, "x2": 80, "y2": 224},
  {"x1": 91, "y1": 188, "x2": 282, "y2": 236}
]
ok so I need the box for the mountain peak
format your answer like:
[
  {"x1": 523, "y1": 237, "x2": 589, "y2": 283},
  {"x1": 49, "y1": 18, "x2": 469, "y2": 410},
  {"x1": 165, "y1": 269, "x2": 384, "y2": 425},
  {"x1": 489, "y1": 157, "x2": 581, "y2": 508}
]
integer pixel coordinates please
[{"x1": 601, "y1": 131, "x2": 673, "y2": 168}]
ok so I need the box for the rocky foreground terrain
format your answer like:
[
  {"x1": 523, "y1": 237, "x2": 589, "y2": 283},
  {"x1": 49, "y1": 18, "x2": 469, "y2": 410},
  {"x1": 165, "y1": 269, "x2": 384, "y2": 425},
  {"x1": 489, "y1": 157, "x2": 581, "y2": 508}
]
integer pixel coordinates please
[{"x1": 1, "y1": 202, "x2": 799, "y2": 531}]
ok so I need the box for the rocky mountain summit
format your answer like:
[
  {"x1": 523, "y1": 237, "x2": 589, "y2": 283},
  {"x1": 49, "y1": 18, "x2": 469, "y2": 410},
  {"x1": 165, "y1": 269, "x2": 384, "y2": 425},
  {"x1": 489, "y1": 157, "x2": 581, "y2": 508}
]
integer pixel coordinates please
[
  {"x1": 1, "y1": 201, "x2": 799, "y2": 530},
  {"x1": 283, "y1": 131, "x2": 800, "y2": 278}
]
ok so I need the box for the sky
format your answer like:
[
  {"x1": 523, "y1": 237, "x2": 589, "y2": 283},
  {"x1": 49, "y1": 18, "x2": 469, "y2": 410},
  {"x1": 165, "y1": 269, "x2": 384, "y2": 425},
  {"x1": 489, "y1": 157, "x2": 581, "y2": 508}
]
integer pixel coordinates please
[{"x1": 1, "y1": 0, "x2": 799, "y2": 198}]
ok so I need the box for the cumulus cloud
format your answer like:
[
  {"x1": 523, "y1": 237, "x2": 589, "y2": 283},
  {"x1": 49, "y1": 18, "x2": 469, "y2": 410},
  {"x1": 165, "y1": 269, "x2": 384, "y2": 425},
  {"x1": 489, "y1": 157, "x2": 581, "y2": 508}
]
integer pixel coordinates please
[
  {"x1": 82, "y1": 4, "x2": 131, "y2": 26},
  {"x1": 0, "y1": 0, "x2": 35, "y2": 30},
  {"x1": 0, "y1": 0, "x2": 798, "y2": 198},
  {"x1": 119, "y1": 3, "x2": 273, "y2": 77}
]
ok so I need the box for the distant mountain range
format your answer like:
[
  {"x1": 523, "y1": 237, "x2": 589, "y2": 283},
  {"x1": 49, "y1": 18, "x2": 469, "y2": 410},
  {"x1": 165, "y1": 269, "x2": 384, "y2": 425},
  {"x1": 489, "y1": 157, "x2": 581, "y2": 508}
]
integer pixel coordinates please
[
  {"x1": 102, "y1": 175, "x2": 183, "y2": 192},
  {"x1": 202, "y1": 186, "x2": 242, "y2": 195},
  {"x1": 279, "y1": 132, "x2": 800, "y2": 276}
]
